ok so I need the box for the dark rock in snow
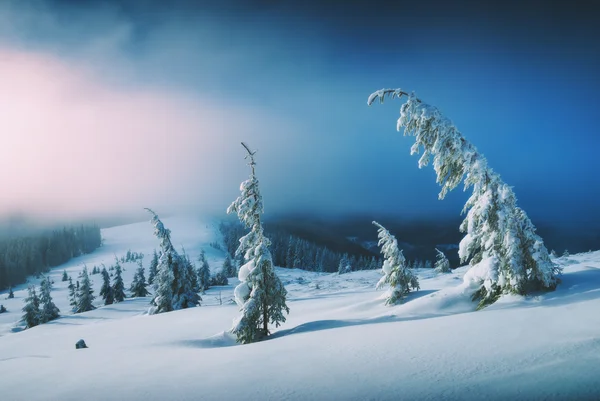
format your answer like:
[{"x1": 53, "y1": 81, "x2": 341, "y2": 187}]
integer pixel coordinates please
[{"x1": 75, "y1": 339, "x2": 88, "y2": 349}]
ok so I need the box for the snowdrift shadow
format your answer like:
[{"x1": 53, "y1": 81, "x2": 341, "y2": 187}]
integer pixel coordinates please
[
  {"x1": 0, "y1": 355, "x2": 51, "y2": 363},
  {"x1": 290, "y1": 291, "x2": 369, "y2": 302},
  {"x1": 99, "y1": 306, "x2": 144, "y2": 313},
  {"x1": 538, "y1": 266, "x2": 600, "y2": 306},
  {"x1": 171, "y1": 331, "x2": 239, "y2": 349},
  {"x1": 490, "y1": 266, "x2": 600, "y2": 310}
]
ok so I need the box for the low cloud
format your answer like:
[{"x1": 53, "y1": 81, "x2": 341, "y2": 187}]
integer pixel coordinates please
[{"x1": 0, "y1": 47, "x2": 293, "y2": 220}]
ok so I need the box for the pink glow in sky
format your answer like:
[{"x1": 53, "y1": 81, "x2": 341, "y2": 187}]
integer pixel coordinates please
[{"x1": 0, "y1": 47, "x2": 283, "y2": 220}]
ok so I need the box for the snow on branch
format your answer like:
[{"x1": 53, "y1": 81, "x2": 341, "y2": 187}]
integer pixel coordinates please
[{"x1": 367, "y1": 88, "x2": 417, "y2": 106}]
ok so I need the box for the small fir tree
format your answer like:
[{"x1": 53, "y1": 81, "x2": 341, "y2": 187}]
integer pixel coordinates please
[
  {"x1": 21, "y1": 286, "x2": 41, "y2": 328},
  {"x1": 130, "y1": 261, "x2": 150, "y2": 298},
  {"x1": 112, "y1": 262, "x2": 126, "y2": 303},
  {"x1": 210, "y1": 271, "x2": 229, "y2": 286},
  {"x1": 39, "y1": 277, "x2": 60, "y2": 323},
  {"x1": 68, "y1": 277, "x2": 77, "y2": 311},
  {"x1": 338, "y1": 254, "x2": 352, "y2": 274},
  {"x1": 8, "y1": 287, "x2": 14, "y2": 299},
  {"x1": 373, "y1": 221, "x2": 419, "y2": 305},
  {"x1": 75, "y1": 267, "x2": 95, "y2": 313},
  {"x1": 99, "y1": 268, "x2": 114, "y2": 305},
  {"x1": 62, "y1": 270, "x2": 68, "y2": 282},
  {"x1": 148, "y1": 249, "x2": 159, "y2": 285},
  {"x1": 182, "y1": 251, "x2": 201, "y2": 296},
  {"x1": 222, "y1": 254, "x2": 236, "y2": 277},
  {"x1": 197, "y1": 250, "x2": 211, "y2": 293},
  {"x1": 227, "y1": 143, "x2": 289, "y2": 343},
  {"x1": 434, "y1": 248, "x2": 451, "y2": 273}
]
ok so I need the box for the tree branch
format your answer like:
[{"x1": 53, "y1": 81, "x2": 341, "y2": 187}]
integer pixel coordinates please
[
  {"x1": 240, "y1": 142, "x2": 256, "y2": 175},
  {"x1": 367, "y1": 88, "x2": 421, "y2": 106}
]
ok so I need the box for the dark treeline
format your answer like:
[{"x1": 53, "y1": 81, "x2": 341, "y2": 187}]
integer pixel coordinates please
[
  {"x1": 219, "y1": 222, "x2": 382, "y2": 273},
  {"x1": 265, "y1": 214, "x2": 465, "y2": 267},
  {"x1": 0, "y1": 225, "x2": 102, "y2": 290}
]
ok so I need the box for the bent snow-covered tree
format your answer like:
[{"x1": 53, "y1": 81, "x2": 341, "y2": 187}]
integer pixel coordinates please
[
  {"x1": 227, "y1": 142, "x2": 289, "y2": 344},
  {"x1": 369, "y1": 88, "x2": 560, "y2": 308},
  {"x1": 373, "y1": 221, "x2": 419, "y2": 305}
]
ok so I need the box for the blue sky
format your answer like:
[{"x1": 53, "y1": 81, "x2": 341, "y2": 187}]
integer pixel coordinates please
[{"x1": 0, "y1": 0, "x2": 598, "y2": 226}]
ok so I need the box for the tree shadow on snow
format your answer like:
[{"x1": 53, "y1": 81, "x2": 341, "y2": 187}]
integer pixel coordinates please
[
  {"x1": 270, "y1": 313, "x2": 441, "y2": 340},
  {"x1": 169, "y1": 291, "x2": 442, "y2": 348},
  {"x1": 271, "y1": 289, "x2": 440, "y2": 340},
  {"x1": 48, "y1": 315, "x2": 110, "y2": 326}
]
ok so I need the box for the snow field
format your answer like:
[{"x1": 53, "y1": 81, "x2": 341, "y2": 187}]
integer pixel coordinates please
[{"x1": 0, "y1": 217, "x2": 599, "y2": 400}]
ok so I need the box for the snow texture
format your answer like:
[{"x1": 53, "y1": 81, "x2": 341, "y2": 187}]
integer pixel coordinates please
[{"x1": 0, "y1": 218, "x2": 599, "y2": 400}]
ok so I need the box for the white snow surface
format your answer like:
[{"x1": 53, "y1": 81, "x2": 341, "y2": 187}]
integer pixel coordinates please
[{"x1": 1, "y1": 217, "x2": 600, "y2": 400}]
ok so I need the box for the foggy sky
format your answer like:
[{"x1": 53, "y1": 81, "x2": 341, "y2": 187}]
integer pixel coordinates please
[{"x1": 0, "y1": 0, "x2": 598, "y2": 226}]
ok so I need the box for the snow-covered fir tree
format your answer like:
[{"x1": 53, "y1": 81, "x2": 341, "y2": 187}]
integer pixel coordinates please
[
  {"x1": 8, "y1": 287, "x2": 14, "y2": 299},
  {"x1": 130, "y1": 261, "x2": 150, "y2": 297},
  {"x1": 562, "y1": 249, "x2": 569, "y2": 258},
  {"x1": 424, "y1": 260, "x2": 433, "y2": 269},
  {"x1": 112, "y1": 261, "x2": 126, "y2": 303},
  {"x1": 434, "y1": 248, "x2": 451, "y2": 273},
  {"x1": 62, "y1": 270, "x2": 68, "y2": 282},
  {"x1": 100, "y1": 267, "x2": 114, "y2": 305},
  {"x1": 182, "y1": 254, "x2": 200, "y2": 294},
  {"x1": 21, "y1": 286, "x2": 40, "y2": 328},
  {"x1": 39, "y1": 277, "x2": 60, "y2": 323},
  {"x1": 227, "y1": 143, "x2": 289, "y2": 344},
  {"x1": 369, "y1": 88, "x2": 561, "y2": 308},
  {"x1": 196, "y1": 249, "x2": 211, "y2": 293},
  {"x1": 145, "y1": 209, "x2": 199, "y2": 314},
  {"x1": 75, "y1": 267, "x2": 95, "y2": 313},
  {"x1": 176, "y1": 251, "x2": 200, "y2": 308},
  {"x1": 222, "y1": 253, "x2": 237, "y2": 277},
  {"x1": 148, "y1": 249, "x2": 159, "y2": 285},
  {"x1": 67, "y1": 276, "x2": 77, "y2": 311},
  {"x1": 373, "y1": 221, "x2": 419, "y2": 305}
]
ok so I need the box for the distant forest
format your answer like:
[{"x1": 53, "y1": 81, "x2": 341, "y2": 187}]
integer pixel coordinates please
[
  {"x1": 0, "y1": 225, "x2": 102, "y2": 290},
  {"x1": 219, "y1": 221, "x2": 382, "y2": 273}
]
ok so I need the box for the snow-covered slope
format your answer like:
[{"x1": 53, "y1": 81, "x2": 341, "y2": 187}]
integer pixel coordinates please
[{"x1": 1, "y1": 217, "x2": 599, "y2": 401}]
